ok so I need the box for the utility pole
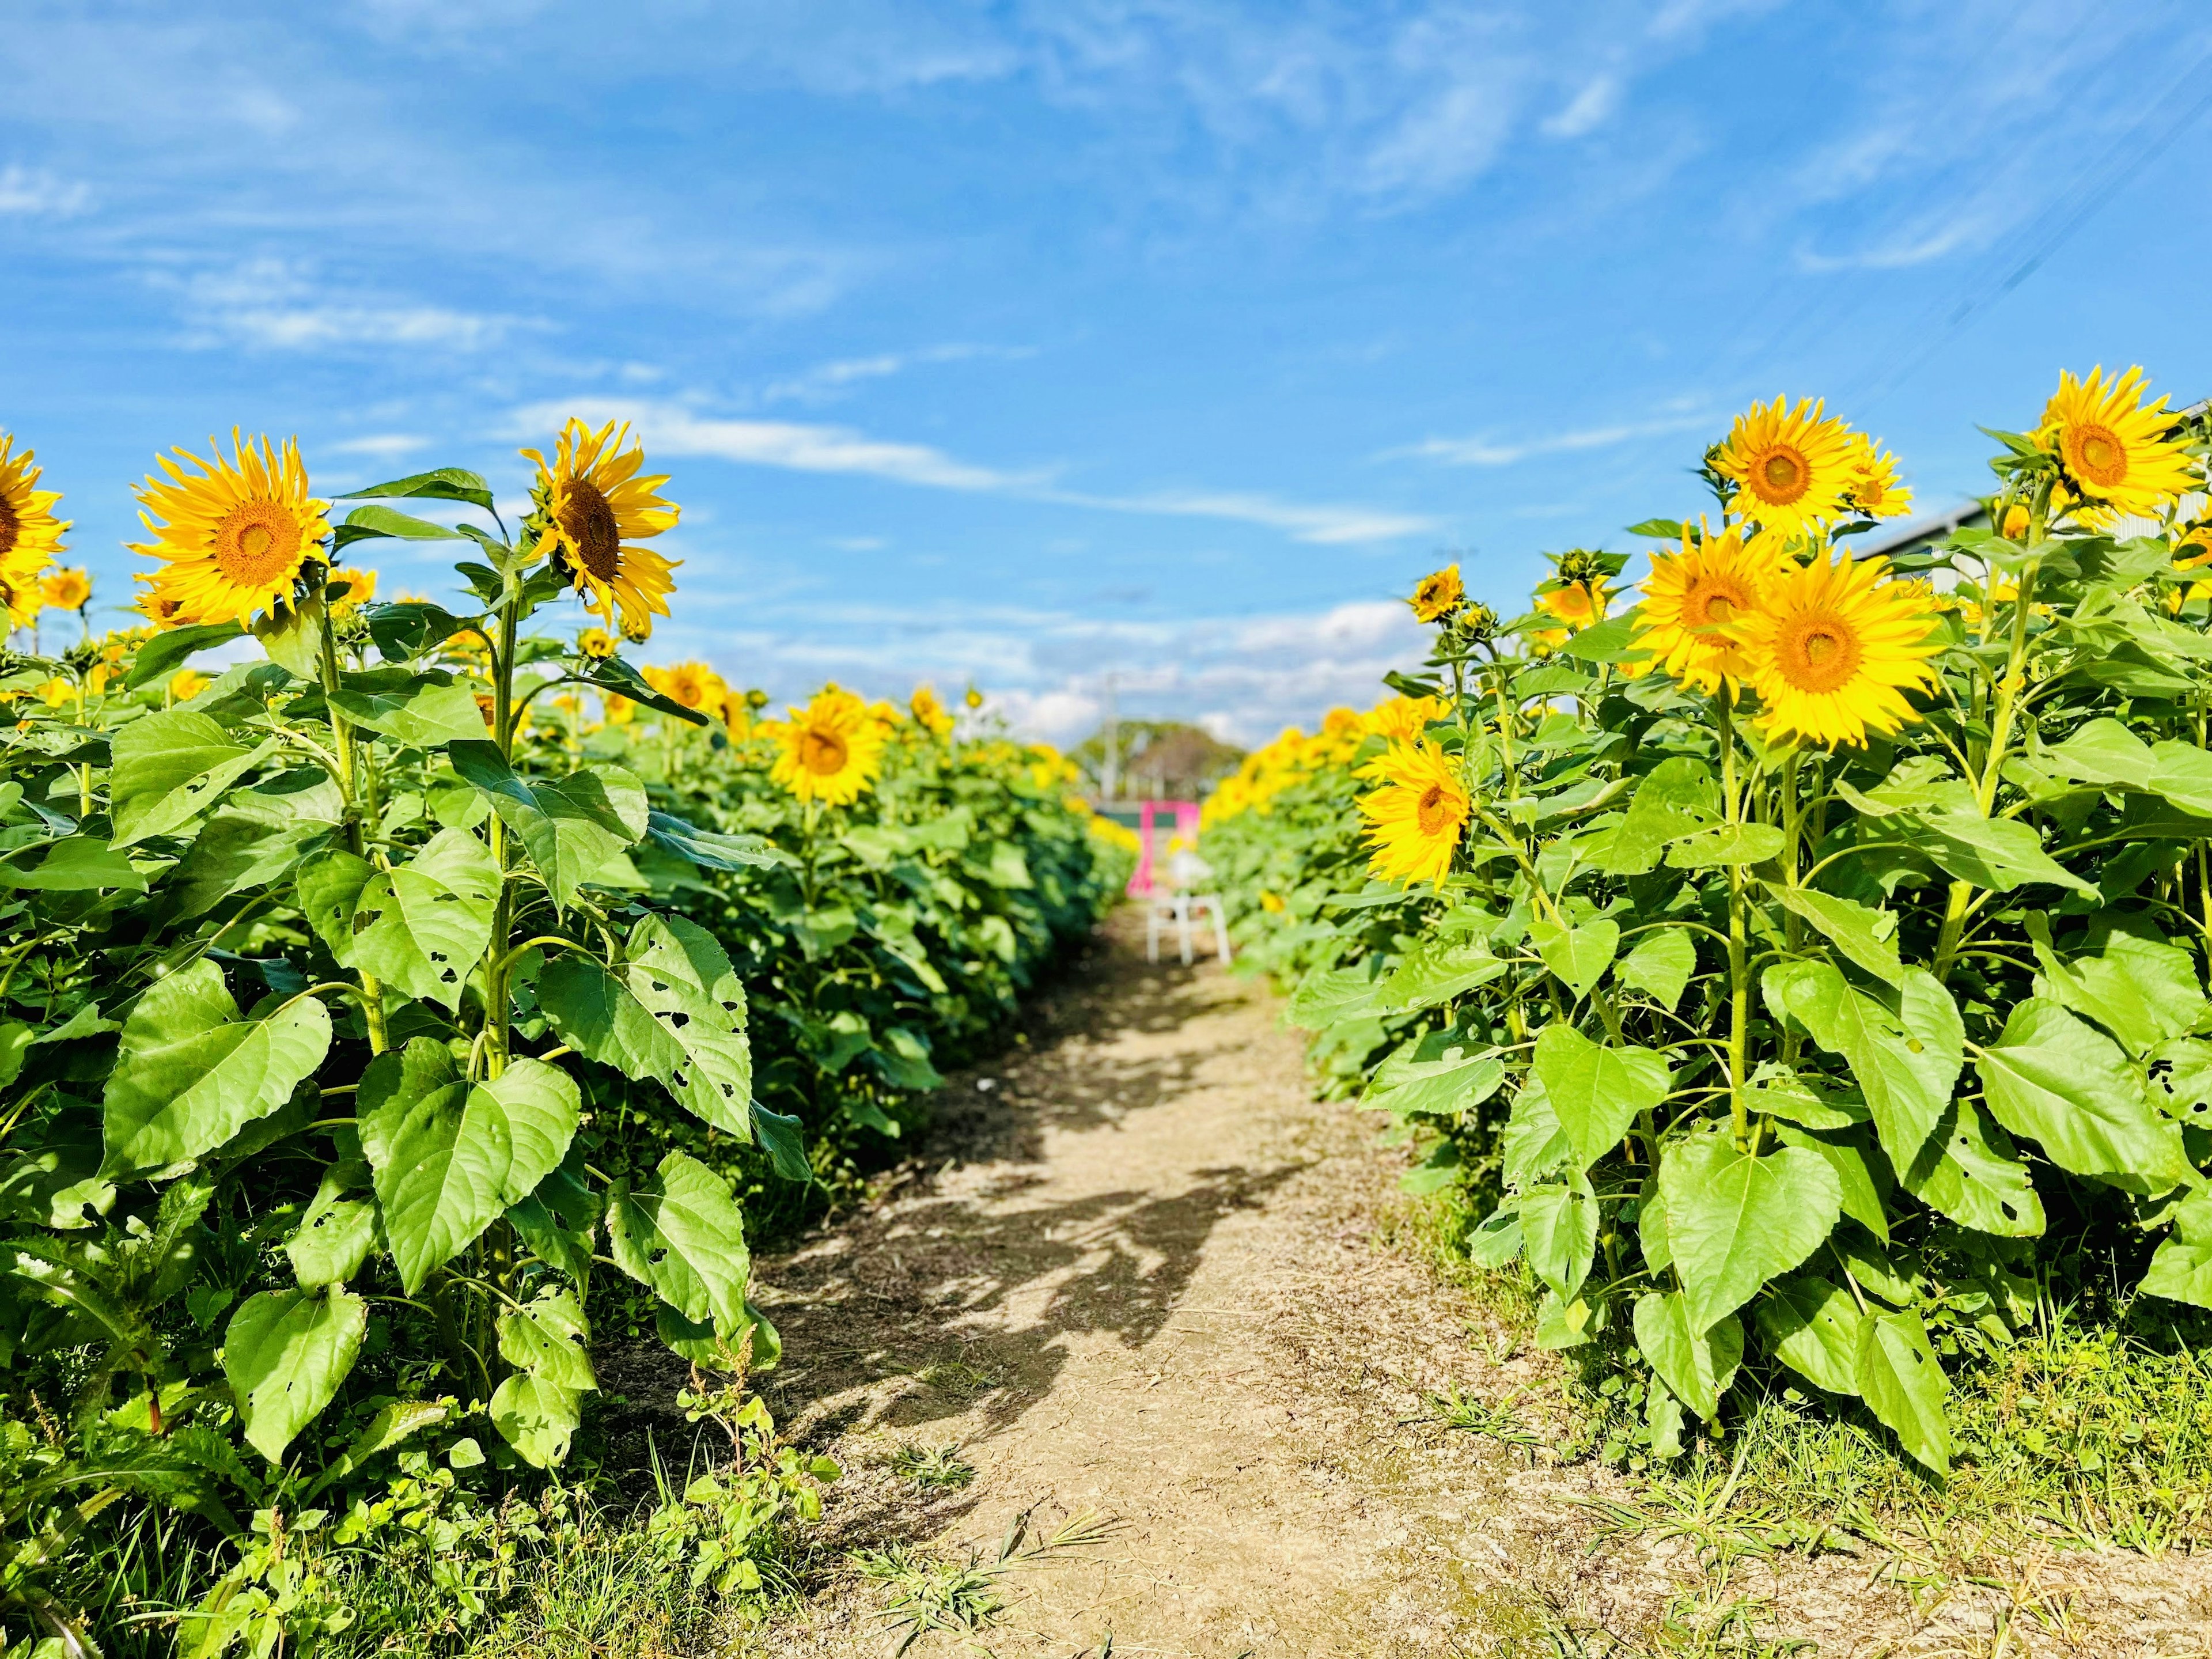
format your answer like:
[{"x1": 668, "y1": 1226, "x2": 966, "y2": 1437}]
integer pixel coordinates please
[{"x1": 1101, "y1": 673, "x2": 1119, "y2": 804}]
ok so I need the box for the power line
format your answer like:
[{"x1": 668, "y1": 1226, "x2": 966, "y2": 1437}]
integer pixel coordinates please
[{"x1": 1849, "y1": 44, "x2": 2212, "y2": 413}]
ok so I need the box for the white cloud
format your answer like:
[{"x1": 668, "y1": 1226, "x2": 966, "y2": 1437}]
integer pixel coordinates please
[
  {"x1": 1541, "y1": 75, "x2": 1618, "y2": 139},
  {"x1": 639, "y1": 594, "x2": 1430, "y2": 749},
  {"x1": 522, "y1": 398, "x2": 1435, "y2": 545},
  {"x1": 0, "y1": 164, "x2": 91, "y2": 216},
  {"x1": 1397, "y1": 410, "x2": 1713, "y2": 467},
  {"x1": 170, "y1": 259, "x2": 531, "y2": 353},
  {"x1": 1793, "y1": 217, "x2": 1989, "y2": 272},
  {"x1": 327, "y1": 433, "x2": 433, "y2": 460},
  {"x1": 759, "y1": 342, "x2": 1025, "y2": 405}
]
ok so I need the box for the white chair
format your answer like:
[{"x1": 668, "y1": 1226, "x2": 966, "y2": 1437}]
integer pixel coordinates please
[{"x1": 1146, "y1": 850, "x2": 1233, "y2": 966}]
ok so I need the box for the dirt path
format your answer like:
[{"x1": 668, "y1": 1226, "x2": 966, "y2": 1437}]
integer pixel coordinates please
[{"x1": 744, "y1": 918, "x2": 2212, "y2": 1659}]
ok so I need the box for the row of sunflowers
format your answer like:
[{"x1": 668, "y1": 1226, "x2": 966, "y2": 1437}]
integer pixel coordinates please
[
  {"x1": 1206, "y1": 368, "x2": 2212, "y2": 1487},
  {"x1": 0, "y1": 419, "x2": 1121, "y2": 1654}
]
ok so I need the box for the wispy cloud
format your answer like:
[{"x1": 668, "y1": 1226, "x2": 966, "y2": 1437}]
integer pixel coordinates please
[
  {"x1": 643, "y1": 594, "x2": 1430, "y2": 747},
  {"x1": 1395, "y1": 410, "x2": 1714, "y2": 468},
  {"x1": 0, "y1": 163, "x2": 91, "y2": 216},
  {"x1": 759, "y1": 342, "x2": 1028, "y2": 406},
  {"x1": 169, "y1": 259, "x2": 533, "y2": 353},
  {"x1": 327, "y1": 434, "x2": 433, "y2": 460},
  {"x1": 1541, "y1": 75, "x2": 1619, "y2": 139},
  {"x1": 524, "y1": 399, "x2": 1435, "y2": 545},
  {"x1": 1793, "y1": 217, "x2": 1990, "y2": 272}
]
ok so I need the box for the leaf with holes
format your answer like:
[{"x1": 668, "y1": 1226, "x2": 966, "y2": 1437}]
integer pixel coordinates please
[
  {"x1": 1902, "y1": 1099, "x2": 2046, "y2": 1237},
  {"x1": 1518, "y1": 1171, "x2": 1597, "y2": 1302},
  {"x1": 222, "y1": 1287, "x2": 367, "y2": 1464},
  {"x1": 101, "y1": 960, "x2": 331, "y2": 1176},
  {"x1": 1755, "y1": 1275, "x2": 1863, "y2": 1397},
  {"x1": 606, "y1": 1151, "x2": 753, "y2": 1330},
  {"x1": 1616, "y1": 929, "x2": 1695, "y2": 1009},
  {"x1": 1529, "y1": 918, "x2": 1619, "y2": 998},
  {"x1": 448, "y1": 741, "x2": 647, "y2": 910},
  {"x1": 298, "y1": 828, "x2": 499, "y2": 1011},
  {"x1": 109, "y1": 711, "x2": 279, "y2": 849},
  {"x1": 489, "y1": 1372, "x2": 581, "y2": 1468},
  {"x1": 360, "y1": 1040, "x2": 579, "y2": 1293},
  {"x1": 1855, "y1": 1306, "x2": 1950, "y2": 1475},
  {"x1": 537, "y1": 914, "x2": 752, "y2": 1137},
  {"x1": 497, "y1": 1289, "x2": 596, "y2": 1392},
  {"x1": 1974, "y1": 997, "x2": 2191, "y2": 1196}
]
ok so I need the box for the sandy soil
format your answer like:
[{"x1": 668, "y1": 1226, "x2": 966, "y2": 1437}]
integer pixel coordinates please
[{"x1": 722, "y1": 916, "x2": 2212, "y2": 1659}]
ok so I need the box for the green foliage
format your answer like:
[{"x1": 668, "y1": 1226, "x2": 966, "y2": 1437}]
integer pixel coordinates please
[
  {"x1": 0, "y1": 449, "x2": 1115, "y2": 1656},
  {"x1": 1209, "y1": 419, "x2": 2212, "y2": 1482}
]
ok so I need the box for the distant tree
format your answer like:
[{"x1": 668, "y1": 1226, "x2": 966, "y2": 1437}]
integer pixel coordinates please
[{"x1": 1071, "y1": 720, "x2": 1245, "y2": 800}]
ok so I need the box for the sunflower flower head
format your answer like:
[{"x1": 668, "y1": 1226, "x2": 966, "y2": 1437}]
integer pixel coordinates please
[
  {"x1": 0, "y1": 434, "x2": 69, "y2": 604},
  {"x1": 522, "y1": 418, "x2": 681, "y2": 640},
  {"x1": 910, "y1": 683, "x2": 956, "y2": 736},
  {"x1": 1409, "y1": 563, "x2": 1465, "y2": 624},
  {"x1": 1633, "y1": 521, "x2": 1791, "y2": 696},
  {"x1": 1363, "y1": 693, "x2": 1448, "y2": 747},
  {"x1": 1358, "y1": 740, "x2": 1469, "y2": 887},
  {"x1": 578, "y1": 626, "x2": 617, "y2": 660},
  {"x1": 964, "y1": 685, "x2": 984, "y2": 710},
  {"x1": 1712, "y1": 397, "x2": 1857, "y2": 533},
  {"x1": 1535, "y1": 578, "x2": 1606, "y2": 632},
  {"x1": 127, "y1": 431, "x2": 329, "y2": 629},
  {"x1": 325, "y1": 566, "x2": 376, "y2": 615},
  {"x1": 169, "y1": 669, "x2": 210, "y2": 703},
  {"x1": 40, "y1": 567, "x2": 90, "y2": 613},
  {"x1": 1840, "y1": 434, "x2": 1912, "y2": 520},
  {"x1": 2036, "y1": 366, "x2": 2197, "y2": 519},
  {"x1": 1730, "y1": 547, "x2": 1940, "y2": 748},
  {"x1": 642, "y1": 660, "x2": 728, "y2": 719},
  {"x1": 769, "y1": 686, "x2": 889, "y2": 806}
]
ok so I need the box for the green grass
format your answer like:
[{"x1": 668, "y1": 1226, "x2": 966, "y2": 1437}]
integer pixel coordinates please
[
  {"x1": 853, "y1": 1508, "x2": 1119, "y2": 1655},
  {"x1": 888, "y1": 1440, "x2": 979, "y2": 1490},
  {"x1": 1584, "y1": 1310, "x2": 2212, "y2": 1566}
]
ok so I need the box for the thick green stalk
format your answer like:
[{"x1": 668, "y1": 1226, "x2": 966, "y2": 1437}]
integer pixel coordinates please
[
  {"x1": 316, "y1": 610, "x2": 388, "y2": 1053},
  {"x1": 1717, "y1": 695, "x2": 1749, "y2": 1151}
]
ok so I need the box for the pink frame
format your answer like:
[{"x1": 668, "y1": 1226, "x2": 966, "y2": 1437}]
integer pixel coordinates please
[{"x1": 1127, "y1": 799, "x2": 1201, "y2": 897}]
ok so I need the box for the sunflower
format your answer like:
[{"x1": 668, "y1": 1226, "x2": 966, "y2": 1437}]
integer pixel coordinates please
[
  {"x1": 1633, "y1": 524, "x2": 1790, "y2": 695},
  {"x1": 1536, "y1": 578, "x2": 1605, "y2": 632},
  {"x1": 1712, "y1": 397, "x2": 1857, "y2": 533},
  {"x1": 128, "y1": 432, "x2": 330, "y2": 628},
  {"x1": 1365, "y1": 693, "x2": 1448, "y2": 746},
  {"x1": 522, "y1": 418, "x2": 681, "y2": 639},
  {"x1": 769, "y1": 687, "x2": 888, "y2": 806},
  {"x1": 168, "y1": 669, "x2": 210, "y2": 703},
  {"x1": 325, "y1": 566, "x2": 376, "y2": 613},
  {"x1": 1840, "y1": 435, "x2": 1912, "y2": 520},
  {"x1": 578, "y1": 626, "x2": 617, "y2": 660},
  {"x1": 964, "y1": 686, "x2": 984, "y2": 710},
  {"x1": 37, "y1": 677, "x2": 73, "y2": 710},
  {"x1": 643, "y1": 661, "x2": 727, "y2": 718},
  {"x1": 1358, "y1": 741, "x2": 1469, "y2": 886},
  {"x1": 603, "y1": 693, "x2": 637, "y2": 726},
  {"x1": 0, "y1": 434, "x2": 68, "y2": 594},
  {"x1": 1410, "y1": 563, "x2": 1465, "y2": 623},
  {"x1": 910, "y1": 684, "x2": 955, "y2": 736},
  {"x1": 0, "y1": 570, "x2": 44, "y2": 631},
  {"x1": 1730, "y1": 548, "x2": 1940, "y2": 748},
  {"x1": 2037, "y1": 366, "x2": 2196, "y2": 518},
  {"x1": 40, "y1": 567, "x2": 90, "y2": 612}
]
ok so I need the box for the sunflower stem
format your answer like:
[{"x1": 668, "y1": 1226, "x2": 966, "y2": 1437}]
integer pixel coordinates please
[
  {"x1": 1716, "y1": 693, "x2": 1749, "y2": 1153},
  {"x1": 483, "y1": 586, "x2": 524, "y2": 1082},
  {"x1": 316, "y1": 596, "x2": 388, "y2": 1055}
]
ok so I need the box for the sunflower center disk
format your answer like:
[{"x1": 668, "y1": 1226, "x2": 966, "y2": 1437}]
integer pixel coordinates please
[
  {"x1": 0, "y1": 501, "x2": 18, "y2": 559},
  {"x1": 2073, "y1": 425, "x2": 2127, "y2": 488},
  {"x1": 1415, "y1": 783, "x2": 1455, "y2": 837},
  {"x1": 213, "y1": 501, "x2": 305, "y2": 587},
  {"x1": 561, "y1": 481, "x2": 623, "y2": 579},
  {"x1": 1756, "y1": 447, "x2": 1808, "y2": 504},
  {"x1": 800, "y1": 729, "x2": 849, "y2": 776},
  {"x1": 1780, "y1": 613, "x2": 1863, "y2": 693}
]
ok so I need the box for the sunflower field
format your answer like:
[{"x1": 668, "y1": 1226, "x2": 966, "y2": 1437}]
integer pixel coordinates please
[
  {"x1": 1207, "y1": 369, "x2": 2212, "y2": 1477},
  {"x1": 0, "y1": 425, "x2": 1120, "y2": 1655}
]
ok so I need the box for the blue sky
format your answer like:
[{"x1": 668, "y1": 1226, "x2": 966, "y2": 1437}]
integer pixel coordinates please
[{"x1": 5, "y1": 0, "x2": 2211, "y2": 745}]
